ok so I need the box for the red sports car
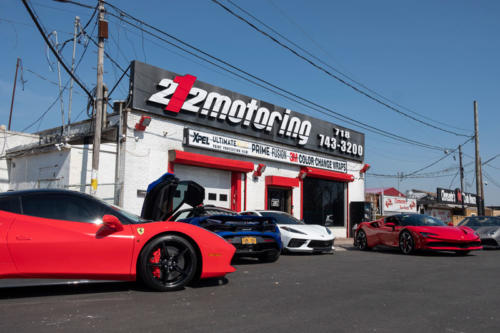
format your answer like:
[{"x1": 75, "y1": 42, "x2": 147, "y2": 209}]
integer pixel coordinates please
[
  {"x1": 354, "y1": 213, "x2": 482, "y2": 255},
  {"x1": 0, "y1": 176, "x2": 235, "y2": 291}
]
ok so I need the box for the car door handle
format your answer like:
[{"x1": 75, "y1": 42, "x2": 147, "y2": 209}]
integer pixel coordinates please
[{"x1": 16, "y1": 235, "x2": 31, "y2": 240}]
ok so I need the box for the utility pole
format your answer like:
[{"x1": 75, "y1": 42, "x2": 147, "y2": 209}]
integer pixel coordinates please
[
  {"x1": 50, "y1": 31, "x2": 65, "y2": 136},
  {"x1": 458, "y1": 145, "x2": 464, "y2": 211},
  {"x1": 68, "y1": 16, "x2": 80, "y2": 136},
  {"x1": 91, "y1": 0, "x2": 107, "y2": 195},
  {"x1": 474, "y1": 100, "x2": 484, "y2": 215},
  {"x1": 8, "y1": 58, "x2": 21, "y2": 131}
]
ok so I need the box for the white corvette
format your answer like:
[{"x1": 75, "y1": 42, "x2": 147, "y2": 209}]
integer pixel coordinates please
[{"x1": 241, "y1": 210, "x2": 335, "y2": 253}]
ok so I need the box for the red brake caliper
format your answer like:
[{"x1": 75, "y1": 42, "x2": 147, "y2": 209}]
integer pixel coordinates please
[{"x1": 150, "y1": 249, "x2": 162, "y2": 278}]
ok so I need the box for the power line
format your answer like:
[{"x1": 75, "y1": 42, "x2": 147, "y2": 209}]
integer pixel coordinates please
[
  {"x1": 211, "y1": 0, "x2": 471, "y2": 137},
  {"x1": 262, "y1": 0, "x2": 471, "y2": 134},
  {"x1": 101, "y1": 1, "x2": 451, "y2": 151},
  {"x1": 21, "y1": 0, "x2": 94, "y2": 102}
]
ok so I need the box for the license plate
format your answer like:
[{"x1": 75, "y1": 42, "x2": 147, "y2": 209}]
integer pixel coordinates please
[{"x1": 241, "y1": 236, "x2": 257, "y2": 245}]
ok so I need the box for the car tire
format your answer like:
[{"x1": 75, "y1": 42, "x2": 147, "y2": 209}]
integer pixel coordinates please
[
  {"x1": 455, "y1": 250, "x2": 471, "y2": 256},
  {"x1": 138, "y1": 235, "x2": 197, "y2": 291},
  {"x1": 399, "y1": 230, "x2": 415, "y2": 255},
  {"x1": 259, "y1": 249, "x2": 280, "y2": 263},
  {"x1": 355, "y1": 229, "x2": 371, "y2": 251}
]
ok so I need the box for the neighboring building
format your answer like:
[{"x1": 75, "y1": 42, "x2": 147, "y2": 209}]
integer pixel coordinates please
[
  {"x1": 407, "y1": 188, "x2": 484, "y2": 224},
  {"x1": 365, "y1": 187, "x2": 406, "y2": 216},
  {"x1": 2, "y1": 60, "x2": 369, "y2": 237},
  {"x1": 0, "y1": 127, "x2": 39, "y2": 192}
]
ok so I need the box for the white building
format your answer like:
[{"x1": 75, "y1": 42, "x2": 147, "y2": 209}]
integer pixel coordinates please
[{"x1": 3, "y1": 61, "x2": 368, "y2": 237}]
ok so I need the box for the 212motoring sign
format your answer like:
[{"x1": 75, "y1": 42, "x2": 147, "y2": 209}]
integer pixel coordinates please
[
  {"x1": 185, "y1": 128, "x2": 347, "y2": 173},
  {"x1": 130, "y1": 61, "x2": 365, "y2": 162}
]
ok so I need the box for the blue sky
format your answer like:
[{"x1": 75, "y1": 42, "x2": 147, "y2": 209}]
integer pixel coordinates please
[{"x1": 1, "y1": 0, "x2": 499, "y2": 204}]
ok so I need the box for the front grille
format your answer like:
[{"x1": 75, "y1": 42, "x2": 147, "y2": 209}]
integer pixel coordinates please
[
  {"x1": 288, "y1": 239, "x2": 307, "y2": 248},
  {"x1": 427, "y1": 241, "x2": 481, "y2": 248},
  {"x1": 308, "y1": 240, "x2": 333, "y2": 249},
  {"x1": 481, "y1": 238, "x2": 499, "y2": 247}
]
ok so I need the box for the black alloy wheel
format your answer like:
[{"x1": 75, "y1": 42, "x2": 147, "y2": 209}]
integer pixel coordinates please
[
  {"x1": 399, "y1": 230, "x2": 415, "y2": 255},
  {"x1": 356, "y1": 229, "x2": 370, "y2": 251},
  {"x1": 139, "y1": 235, "x2": 197, "y2": 291}
]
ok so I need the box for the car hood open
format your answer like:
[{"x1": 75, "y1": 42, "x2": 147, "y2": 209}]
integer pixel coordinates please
[{"x1": 141, "y1": 173, "x2": 205, "y2": 221}]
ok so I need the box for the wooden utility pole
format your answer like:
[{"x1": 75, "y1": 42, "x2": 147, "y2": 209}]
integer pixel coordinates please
[
  {"x1": 458, "y1": 145, "x2": 465, "y2": 211},
  {"x1": 8, "y1": 58, "x2": 21, "y2": 131},
  {"x1": 474, "y1": 101, "x2": 483, "y2": 215},
  {"x1": 91, "y1": 0, "x2": 107, "y2": 195}
]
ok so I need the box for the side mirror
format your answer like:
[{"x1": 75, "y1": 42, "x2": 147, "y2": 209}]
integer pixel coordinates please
[
  {"x1": 447, "y1": 222, "x2": 454, "y2": 227},
  {"x1": 103, "y1": 214, "x2": 124, "y2": 232}
]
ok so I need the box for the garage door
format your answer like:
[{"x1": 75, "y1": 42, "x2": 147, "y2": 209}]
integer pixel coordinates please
[{"x1": 174, "y1": 164, "x2": 231, "y2": 209}]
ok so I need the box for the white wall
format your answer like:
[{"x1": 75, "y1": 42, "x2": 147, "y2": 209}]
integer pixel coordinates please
[
  {"x1": 0, "y1": 129, "x2": 39, "y2": 192},
  {"x1": 68, "y1": 143, "x2": 117, "y2": 203},
  {"x1": 9, "y1": 149, "x2": 71, "y2": 191}
]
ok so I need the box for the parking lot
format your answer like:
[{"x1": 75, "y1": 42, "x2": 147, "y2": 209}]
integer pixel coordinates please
[{"x1": 1, "y1": 246, "x2": 499, "y2": 333}]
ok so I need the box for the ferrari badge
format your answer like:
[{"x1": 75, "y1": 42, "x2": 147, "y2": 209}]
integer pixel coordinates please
[{"x1": 137, "y1": 227, "x2": 145, "y2": 235}]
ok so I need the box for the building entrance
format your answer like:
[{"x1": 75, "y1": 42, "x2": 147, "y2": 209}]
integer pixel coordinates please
[{"x1": 267, "y1": 187, "x2": 292, "y2": 213}]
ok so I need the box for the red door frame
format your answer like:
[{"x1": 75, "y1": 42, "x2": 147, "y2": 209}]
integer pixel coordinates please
[
  {"x1": 264, "y1": 176, "x2": 300, "y2": 215},
  {"x1": 168, "y1": 150, "x2": 254, "y2": 212}
]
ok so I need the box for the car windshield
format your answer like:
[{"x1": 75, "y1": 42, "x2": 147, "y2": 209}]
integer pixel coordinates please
[
  {"x1": 458, "y1": 216, "x2": 500, "y2": 227},
  {"x1": 399, "y1": 214, "x2": 447, "y2": 227},
  {"x1": 260, "y1": 212, "x2": 304, "y2": 225},
  {"x1": 109, "y1": 204, "x2": 150, "y2": 224}
]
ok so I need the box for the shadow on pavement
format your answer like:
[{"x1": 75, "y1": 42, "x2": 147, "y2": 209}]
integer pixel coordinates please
[{"x1": 0, "y1": 281, "x2": 136, "y2": 299}]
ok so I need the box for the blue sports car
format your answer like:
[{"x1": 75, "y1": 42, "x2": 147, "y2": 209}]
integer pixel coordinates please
[
  {"x1": 181, "y1": 215, "x2": 282, "y2": 263},
  {"x1": 142, "y1": 173, "x2": 282, "y2": 263}
]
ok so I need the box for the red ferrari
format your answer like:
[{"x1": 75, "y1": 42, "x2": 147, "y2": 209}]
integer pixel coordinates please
[
  {"x1": 0, "y1": 175, "x2": 236, "y2": 291},
  {"x1": 354, "y1": 213, "x2": 482, "y2": 255}
]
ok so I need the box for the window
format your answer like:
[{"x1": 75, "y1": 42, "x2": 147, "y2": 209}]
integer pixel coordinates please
[
  {"x1": 22, "y1": 193, "x2": 107, "y2": 224},
  {"x1": 219, "y1": 194, "x2": 228, "y2": 202},
  {"x1": 303, "y1": 178, "x2": 345, "y2": 226},
  {"x1": 0, "y1": 197, "x2": 20, "y2": 214},
  {"x1": 385, "y1": 216, "x2": 400, "y2": 225},
  {"x1": 208, "y1": 193, "x2": 217, "y2": 201}
]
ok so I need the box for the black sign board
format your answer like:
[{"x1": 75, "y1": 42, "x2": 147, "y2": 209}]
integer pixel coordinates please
[
  {"x1": 436, "y1": 187, "x2": 477, "y2": 206},
  {"x1": 130, "y1": 61, "x2": 365, "y2": 162}
]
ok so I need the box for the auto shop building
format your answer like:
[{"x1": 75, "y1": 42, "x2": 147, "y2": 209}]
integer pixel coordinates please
[
  {"x1": 121, "y1": 61, "x2": 367, "y2": 237},
  {"x1": 4, "y1": 61, "x2": 367, "y2": 238}
]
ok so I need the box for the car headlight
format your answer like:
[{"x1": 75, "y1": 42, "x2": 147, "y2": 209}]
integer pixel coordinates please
[
  {"x1": 419, "y1": 232, "x2": 438, "y2": 238},
  {"x1": 325, "y1": 227, "x2": 332, "y2": 235},
  {"x1": 488, "y1": 231, "x2": 496, "y2": 236},
  {"x1": 280, "y1": 226, "x2": 307, "y2": 235}
]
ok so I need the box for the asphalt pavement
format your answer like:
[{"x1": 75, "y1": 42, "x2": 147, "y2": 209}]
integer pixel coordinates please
[{"x1": 1, "y1": 247, "x2": 499, "y2": 333}]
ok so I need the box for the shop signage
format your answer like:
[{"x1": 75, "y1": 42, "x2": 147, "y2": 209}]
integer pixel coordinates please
[
  {"x1": 436, "y1": 187, "x2": 477, "y2": 206},
  {"x1": 184, "y1": 128, "x2": 347, "y2": 173},
  {"x1": 381, "y1": 195, "x2": 417, "y2": 215},
  {"x1": 130, "y1": 61, "x2": 365, "y2": 162}
]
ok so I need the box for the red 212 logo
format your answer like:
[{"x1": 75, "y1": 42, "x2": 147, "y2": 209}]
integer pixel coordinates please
[{"x1": 163, "y1": 75, "x2": 197, "y2": 113}]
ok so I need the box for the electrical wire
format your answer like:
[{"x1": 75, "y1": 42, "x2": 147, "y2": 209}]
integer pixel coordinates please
[
  {"x1": 101, "y1": 2, "x2": 452, "y2": 151},
  {"x1": 211, "y1": 0, "x2": 471, "y2": 137},
  {"x1": 234, "y1": 0, "x2": 472, "y2": 135},
  {"x1": 21, "y1": 0, "x2": 94, "y2": 102}
]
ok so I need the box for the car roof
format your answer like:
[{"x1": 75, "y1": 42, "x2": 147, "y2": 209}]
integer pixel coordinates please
[{"x1": 0, "y1": 188, "x2": 91, "y2": 198}]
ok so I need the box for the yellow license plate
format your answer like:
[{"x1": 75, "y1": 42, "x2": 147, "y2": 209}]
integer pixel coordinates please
[{"x1": 241, "y1": 237, "x2": 257, "y2": 245}]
